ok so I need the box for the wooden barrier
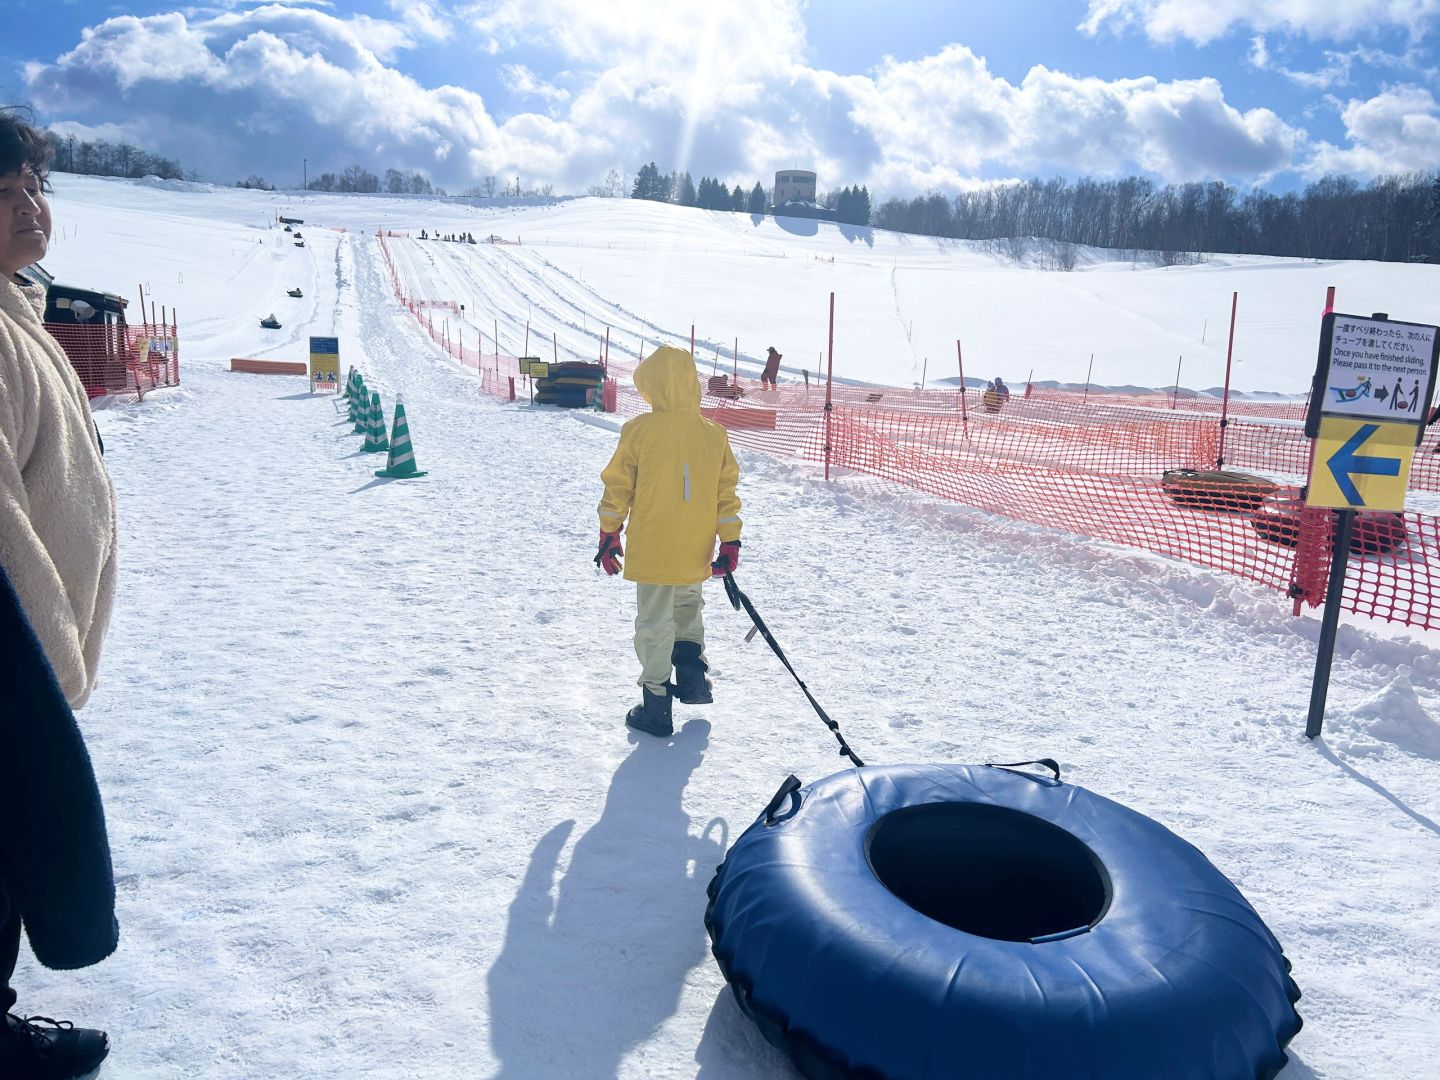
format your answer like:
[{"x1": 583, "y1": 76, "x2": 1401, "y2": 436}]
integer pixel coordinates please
[
  {"x1": 701, "y1": 407, "x2": 777, "y2": 432},
  {"x1": 230, "y1": 358, "x2": 307, "y2": 375}
]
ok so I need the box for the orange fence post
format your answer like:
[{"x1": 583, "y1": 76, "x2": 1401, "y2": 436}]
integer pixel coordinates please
[
  {"x1": 1217, "y1": 292, "x2": 1238, "y2": 467},
  {"x1": 825, "y1": 291, "x2": 835, "y2": 481},
  {"x1": 956, "y1": 339, "x2": 969, "y2": 440}
]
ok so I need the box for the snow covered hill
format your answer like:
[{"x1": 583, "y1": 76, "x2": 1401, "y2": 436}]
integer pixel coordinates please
[{"x1": 16, "y1": 175, "x2": 1440, "y2": 1079}]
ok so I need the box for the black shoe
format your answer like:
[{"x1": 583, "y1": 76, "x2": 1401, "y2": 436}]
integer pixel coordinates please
[
  {"x1": 2, "y1": 1014, "x2": 110, "y2": 1079},
  {"x1": 625, "y1": 683, "x2": 674, "y2": 737},
  {"x1": 671, "y1": 641, "x2": 713, "y2": 705}
]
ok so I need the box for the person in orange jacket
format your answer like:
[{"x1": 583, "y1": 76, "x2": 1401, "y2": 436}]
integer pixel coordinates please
[{"x1": 596, "y1": 346, "x2": 743, "y2": 736}]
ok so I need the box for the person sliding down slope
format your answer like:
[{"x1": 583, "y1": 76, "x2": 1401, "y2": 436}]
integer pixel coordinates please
[{"x1": 596, "y1": 346, "x2": 743, "y2": 737}]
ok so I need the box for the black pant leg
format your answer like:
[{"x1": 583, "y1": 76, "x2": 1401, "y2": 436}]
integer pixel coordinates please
[{"x1": 0, "y1": 896, "x2": 19, "y2": 1013}]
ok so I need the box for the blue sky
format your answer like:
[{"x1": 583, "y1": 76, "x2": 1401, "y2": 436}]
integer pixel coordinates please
[{"x1": 3, "y1": 1, "x2": 1438, "y2": 196}]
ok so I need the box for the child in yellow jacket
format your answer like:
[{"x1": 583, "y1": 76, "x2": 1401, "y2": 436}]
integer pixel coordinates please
[{"x1": 597, "y1": 346, "x2": 742, "y2": 736}]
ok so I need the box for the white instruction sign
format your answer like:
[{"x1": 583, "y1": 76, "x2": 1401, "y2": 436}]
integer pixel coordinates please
[{"x1": 1321, "y1": 315, "x2": 1435, "y2": 421}]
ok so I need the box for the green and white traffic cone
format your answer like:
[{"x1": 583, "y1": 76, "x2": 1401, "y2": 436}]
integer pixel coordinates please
[
  {"x1": 361, "y1": 391, "x2": 389, "y2": 453},
  {"x1": 375, "y1": 396, "x2": 427, "y2": 479},
  {"x1": 352, "y1": 379, "x2": 370, "y2": 433}
]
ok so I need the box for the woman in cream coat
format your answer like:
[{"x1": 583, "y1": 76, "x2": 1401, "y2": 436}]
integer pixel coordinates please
[
  {"x1": 0, "y1": 107, "x2": 118, "y2": 1079},
  {"x1": 0, "y1": 110, "x2": 117, "y2": 710}
]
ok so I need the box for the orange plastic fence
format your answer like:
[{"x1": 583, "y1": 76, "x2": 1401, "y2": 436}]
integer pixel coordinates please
[
  {"x1": 376, "y1": 229, "x2": 1440, "y2": 633},
  {"x1": 229, "y1": 358, "x2": 307, "y2": 375},
  {"x1": 46, "y1": 321, "x2": 181, "y2": 401}
]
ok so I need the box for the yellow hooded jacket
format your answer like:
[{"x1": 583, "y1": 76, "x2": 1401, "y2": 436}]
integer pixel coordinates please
[{"x1": 599, "y1": 346, "x2": 742, "y2": 584}]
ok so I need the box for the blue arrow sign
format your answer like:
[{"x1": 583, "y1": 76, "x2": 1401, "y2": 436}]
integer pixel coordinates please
[{"x1": 1327, "y1": 423, "x2": 1401, "y2": 505}]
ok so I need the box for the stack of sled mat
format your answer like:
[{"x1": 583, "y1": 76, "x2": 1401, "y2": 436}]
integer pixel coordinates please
[{"x1": 536, "y1": 362, "x2": 606, "y2": 408}]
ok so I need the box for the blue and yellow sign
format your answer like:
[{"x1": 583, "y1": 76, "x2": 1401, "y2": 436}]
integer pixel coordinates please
[
  {"x1": 309, "y1": 335, "x2": 340, "y2": 393},
  {"x1": 1307, "y1": 416, "x2": 1416, "y2": 511}
]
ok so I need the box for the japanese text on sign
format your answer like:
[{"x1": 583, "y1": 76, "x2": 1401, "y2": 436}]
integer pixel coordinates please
[{"x1": 1323, "y1": 316, "x2": 1435, "y2": 421}]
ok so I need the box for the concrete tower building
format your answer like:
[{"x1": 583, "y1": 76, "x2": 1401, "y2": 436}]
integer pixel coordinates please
[{"x1": 773, "y1": 170, "x2": 817, "y2": 205}]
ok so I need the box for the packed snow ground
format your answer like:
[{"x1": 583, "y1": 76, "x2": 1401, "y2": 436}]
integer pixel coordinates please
[{"x1": 15, "y1": 176, "x2": 1440, "y2": 1079}]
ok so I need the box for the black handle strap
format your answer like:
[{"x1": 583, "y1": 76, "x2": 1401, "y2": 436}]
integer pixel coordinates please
[
  {"x1": 763, "y1": 774, "x2": 803, "y2": 825},
  {"x1": 723, "y1": 572, "x2": 866, "y2": 768},
  {"x1": 985, "y1": 758, "x2": 1062, "y2": 782}
]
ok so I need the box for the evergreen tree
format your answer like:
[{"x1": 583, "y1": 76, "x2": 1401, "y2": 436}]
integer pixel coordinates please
[
  {"x1": 678, "y1": 171, "x2": 697, "y2": 206},
  {"x1": 749, "y1": 181, "x2": 766, "y2": 214},
  {"x1": 697, "y1": 176, "x2": 724, "y2": 210},
  {"x1": 731, "y1": 184, "x2": 745, "y2": 211},
  {"x1": 631, "y1": 162, "x2": 663, "y2": 200}
]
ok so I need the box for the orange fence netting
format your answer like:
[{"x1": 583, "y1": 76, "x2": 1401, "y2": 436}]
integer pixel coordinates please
[{"x1": 48, "y1": 321, "x2": 180, "y2": 401}]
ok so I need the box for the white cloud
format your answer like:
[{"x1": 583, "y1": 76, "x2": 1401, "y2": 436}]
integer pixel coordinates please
[
  {"x1": 22, "y1": 1, "x2": 1313, "y2": 194},
  {"x1": 455, "y1": 0, "x2": 806, "y2": 75},
  {"x1": 846, "y1": 48, "x2": 1303, "y2": 189},
  {"x1": 1249, "y1": 34, "x2": 1270, "y2": 69},
  {"x1": 25, "y1": 8, "x2": 545, "y2": 187},
  {"x1": 1306, "y1": 85, "x2": 1440, "y2": 175},
  {"x1": 1080, "y1": 0, "x2": 1440, "y2": 46},
  {"x1": 500, "y1": 64, "x2": 570, "y2": 106}
]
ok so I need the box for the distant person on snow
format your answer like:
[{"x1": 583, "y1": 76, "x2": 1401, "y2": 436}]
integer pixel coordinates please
[
  {"x1": 981, "y1": 379, "x2": 1004, "y2": 412},
  {"x1": 761, "y1": 346, "x2": 781, "y2": 389},
  {"x1": 0, "y1": 105, "x2": 118, "y2": 1080},
  {"x1": 994, "y1": 376, "x2": 1010, "y2": 402},
  {"x1": 596, "y1": 345, "x2": 743, "y2": 737}
]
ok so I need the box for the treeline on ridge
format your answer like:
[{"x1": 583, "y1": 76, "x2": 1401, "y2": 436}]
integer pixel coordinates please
[
  {"x1": 43, "y1": 130, "x2": 186, "y2": 181},
  {"x1": 873, "y1": 174, "x2": 1440, "y2": 264}
]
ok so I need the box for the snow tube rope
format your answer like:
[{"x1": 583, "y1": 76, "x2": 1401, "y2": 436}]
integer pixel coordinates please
[
  {"x1": 707, "y1": 763, "x2": 1302, "y2": 1080},
  {"x1": 723, "y1": 571, "x2": 865, "y2": 767}
]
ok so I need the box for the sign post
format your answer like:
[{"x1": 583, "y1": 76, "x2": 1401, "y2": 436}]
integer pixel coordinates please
[
  {"x1": 308, "y1": 336, "x2": 340, "y2": 393},
  {"x1": 518, "y1": 357, "x2": 541, "y2": 404},
  {"x1": 1302, "y1": 311, "x2": 1439, "y2": 737}
]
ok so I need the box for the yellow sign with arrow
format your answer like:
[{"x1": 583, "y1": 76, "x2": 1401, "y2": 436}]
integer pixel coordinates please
[{"x1": 1306, "y1": 416, "x2": 1416, "y2": 511}]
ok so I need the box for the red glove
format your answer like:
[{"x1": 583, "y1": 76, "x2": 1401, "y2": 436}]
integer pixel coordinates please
[
  {"x1": 711, "y1": 539, "x2": 741, "y2": 577},
  {"x1": 595, "y1": 530, "x2": 623, "y2": 575}
]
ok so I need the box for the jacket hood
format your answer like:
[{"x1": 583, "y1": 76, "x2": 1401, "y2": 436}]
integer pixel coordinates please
[{"x1": 634, "y1": 345, "x2": 701, "y2": 413}]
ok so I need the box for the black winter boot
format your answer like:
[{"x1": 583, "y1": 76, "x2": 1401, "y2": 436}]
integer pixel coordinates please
[
  {"x1": 625, "y1": 683, "x2": 674, "y2": 737},
  {"x1": 1, "y1": 1013, "x2": 110, "y2": 1079},
  {"x1": 672, "y1": 640, "x2": 713, "y2": 705}
]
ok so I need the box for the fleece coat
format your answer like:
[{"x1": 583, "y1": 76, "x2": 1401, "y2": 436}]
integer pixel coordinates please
[
  {"x1": 598, "y1": 346, "x2": 742, "y2": 584},
  {"x1": 0, "y1": 560, "x2": 118, "y2": 970},
  {"x1": 0, "y1": 277, "x2": 117, "y2": 708}
]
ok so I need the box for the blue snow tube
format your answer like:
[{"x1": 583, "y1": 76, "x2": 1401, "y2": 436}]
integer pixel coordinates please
[{"x1": 705, "y1": 763, "x2": 1302, "y2": 1080}]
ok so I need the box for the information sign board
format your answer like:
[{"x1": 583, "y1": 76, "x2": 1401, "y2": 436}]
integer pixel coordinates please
[
  {"x1": 309, "y1": 335, "x2": 341, "y2": 393},
  {"x1": 1306, "y1": 313, "x2": 1439, "y2": 439}
]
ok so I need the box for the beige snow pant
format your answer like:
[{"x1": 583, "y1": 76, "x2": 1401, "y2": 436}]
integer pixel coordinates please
[{"x1": 634, "y1": 582, "x2": 706, "y2": 695}]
